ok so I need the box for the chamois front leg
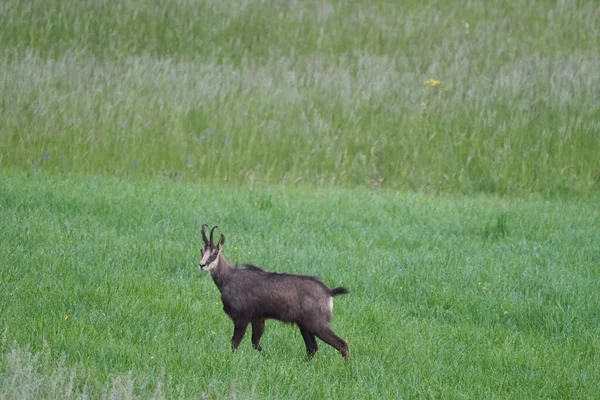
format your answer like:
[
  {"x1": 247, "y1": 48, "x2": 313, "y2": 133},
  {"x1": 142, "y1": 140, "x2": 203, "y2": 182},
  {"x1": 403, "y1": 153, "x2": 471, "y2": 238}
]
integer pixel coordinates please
[
  {"x1": 251, "y1": 319, "x2": 265, "y2": 351},
  {"x1": 231, "y1": 320, "x2": 249, "y2": 351}
]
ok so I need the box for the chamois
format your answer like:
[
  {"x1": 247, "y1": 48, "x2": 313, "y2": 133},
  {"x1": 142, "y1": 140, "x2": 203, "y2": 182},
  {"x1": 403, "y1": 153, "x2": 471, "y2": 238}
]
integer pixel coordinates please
[{"x1": 199, "y1": 224, "x2": 350, "y2": 358}]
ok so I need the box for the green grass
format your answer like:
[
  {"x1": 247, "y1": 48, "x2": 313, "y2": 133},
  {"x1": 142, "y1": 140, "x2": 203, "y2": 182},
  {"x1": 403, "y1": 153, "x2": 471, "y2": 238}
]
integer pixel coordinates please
[
  {"x1": 1, "y1": 0, "x2": 600, "y2": 397},
  {"x1": 1, "y1": 170, "x2": 599, "y2": 398},
  {"x1": 1, "y1": 0, "x2": 599, "y2": 195}
]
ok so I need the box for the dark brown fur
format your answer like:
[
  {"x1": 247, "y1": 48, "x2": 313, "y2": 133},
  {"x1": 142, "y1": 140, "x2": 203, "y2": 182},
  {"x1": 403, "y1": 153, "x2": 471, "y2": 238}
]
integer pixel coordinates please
[{"x1": 199, "y1": 225, "x2": 349, "y2": 358}]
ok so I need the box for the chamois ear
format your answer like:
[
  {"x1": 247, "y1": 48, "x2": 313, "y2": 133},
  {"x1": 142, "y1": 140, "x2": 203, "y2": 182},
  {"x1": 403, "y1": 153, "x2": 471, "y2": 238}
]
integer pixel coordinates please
[{"x1": 218, "y1": 234, "x2": 225, "y2": 249}]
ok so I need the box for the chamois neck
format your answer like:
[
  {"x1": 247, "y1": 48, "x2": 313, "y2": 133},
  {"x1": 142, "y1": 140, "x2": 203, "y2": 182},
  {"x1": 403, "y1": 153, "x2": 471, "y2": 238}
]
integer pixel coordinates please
[{"x1": 209, "y1": 254, "x2": 234, "y2": 291}]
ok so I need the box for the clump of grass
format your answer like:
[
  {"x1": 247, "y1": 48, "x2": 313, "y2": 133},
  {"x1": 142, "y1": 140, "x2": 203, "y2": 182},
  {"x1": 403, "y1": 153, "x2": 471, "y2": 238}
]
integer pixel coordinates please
[
  {"x1": 251, "y1": 194, "x2": 273, "y2": 211},
  {"x1": 0, "y1": 340, "x2": 177, "y2": 399},
  {"x1": 483, "y1": 211, "x2": 510, "y2": 240}
]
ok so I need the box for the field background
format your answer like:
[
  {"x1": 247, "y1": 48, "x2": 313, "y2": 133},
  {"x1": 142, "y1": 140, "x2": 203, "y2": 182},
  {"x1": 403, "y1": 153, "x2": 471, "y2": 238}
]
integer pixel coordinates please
[
  {"x1": 1, "y1": 0, "x2": 599, "y2": 194},
  {"x1": 1, "y1": 0, "x2": 600, "y2": 398}
]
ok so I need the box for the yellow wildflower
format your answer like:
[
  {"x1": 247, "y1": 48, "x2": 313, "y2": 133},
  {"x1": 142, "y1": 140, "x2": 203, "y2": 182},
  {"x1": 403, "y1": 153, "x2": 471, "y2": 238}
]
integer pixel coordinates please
[{"x1": 424, "y1": 79, "x2": 441, "y2": 87}]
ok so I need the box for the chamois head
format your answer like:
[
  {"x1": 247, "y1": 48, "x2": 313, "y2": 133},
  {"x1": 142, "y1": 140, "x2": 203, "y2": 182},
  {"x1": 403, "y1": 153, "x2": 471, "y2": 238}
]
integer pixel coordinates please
[{"x1": 199, "y1": 224, "x2": 225, "y2": 271}]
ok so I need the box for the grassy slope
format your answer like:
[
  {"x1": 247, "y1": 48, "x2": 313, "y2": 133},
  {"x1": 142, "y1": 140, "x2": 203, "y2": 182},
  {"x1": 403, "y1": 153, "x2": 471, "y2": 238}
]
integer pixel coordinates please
[
  {"x1": 1, "y1": 170, "x2": 599, "y2": 398},
  {"x1": 1, "y1": 0, "x2": 599, "y2": 194}
]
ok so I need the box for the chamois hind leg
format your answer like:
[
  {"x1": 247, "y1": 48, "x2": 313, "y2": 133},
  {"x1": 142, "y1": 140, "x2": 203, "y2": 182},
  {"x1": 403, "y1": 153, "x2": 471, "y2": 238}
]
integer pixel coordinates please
[
  {"x1": 251, "y1": 319, "x2": 265, "y2": 351},
  {"x1": 298, "y1": 326, "x2": 318, "y2": 357},
  {"x1": 231, "y1": 320, "x2": 249, "y2": 351},
  {"x1": 313, "y1": 326, "x2": 349, "y2": 359}
]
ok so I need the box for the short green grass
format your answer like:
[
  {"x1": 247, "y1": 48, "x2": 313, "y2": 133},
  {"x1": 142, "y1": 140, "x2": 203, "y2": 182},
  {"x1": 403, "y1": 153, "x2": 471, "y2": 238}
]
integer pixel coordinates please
[
  {"x1": 1, "y1": 170, "x2": 599, "y2": 398},
  {"x1": 1, "y1": 0, "x2": 599, "y2": 195}
]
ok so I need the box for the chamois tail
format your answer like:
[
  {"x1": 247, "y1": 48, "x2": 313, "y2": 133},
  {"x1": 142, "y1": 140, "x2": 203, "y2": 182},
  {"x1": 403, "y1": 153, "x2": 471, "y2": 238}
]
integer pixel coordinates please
[{"x1": 330, "y1": 287, "x2": 350, "y2": 297}]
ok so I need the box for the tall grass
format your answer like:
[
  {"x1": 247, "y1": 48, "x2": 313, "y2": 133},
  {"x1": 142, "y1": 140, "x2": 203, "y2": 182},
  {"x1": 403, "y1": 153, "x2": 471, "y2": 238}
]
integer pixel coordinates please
[
  {"x1": 1, "y1": 0, "x2": 599, "y2": 194},
  {"x1": 1, "y1": 170, "x2": 600, "y2": 398}
]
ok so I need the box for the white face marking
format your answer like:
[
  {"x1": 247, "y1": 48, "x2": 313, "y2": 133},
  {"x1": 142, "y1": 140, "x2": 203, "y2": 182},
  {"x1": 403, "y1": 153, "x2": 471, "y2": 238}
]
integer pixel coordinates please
[
  {"x1": 200, "y1": 250, "x2": 210, "y2": 267},
  {"x1": 200, "y1": 249, "x2": 219, "y2": 272}
]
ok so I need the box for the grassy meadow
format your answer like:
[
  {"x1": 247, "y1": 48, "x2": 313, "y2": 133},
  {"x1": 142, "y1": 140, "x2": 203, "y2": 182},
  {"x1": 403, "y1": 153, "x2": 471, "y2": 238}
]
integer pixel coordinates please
[
  {"x1": 1, "y1": 0, "x2": 600, "y2": 398},
  {"x1": 1, "y1": 171, "x2": 600, "y2": 398},
  {"x1": 1, "y1": 0, "x2": 599, "y2": 194}
]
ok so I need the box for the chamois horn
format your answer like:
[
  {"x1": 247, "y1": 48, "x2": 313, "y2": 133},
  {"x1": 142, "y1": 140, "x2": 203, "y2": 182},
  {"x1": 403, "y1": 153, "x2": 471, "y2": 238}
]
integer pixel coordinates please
[
  {"x1": 201, "y1": 224, "x2": 209, "y2": 246},
  {"x1": 210, "y1": 225, "x2": 218, "y2": 246}
]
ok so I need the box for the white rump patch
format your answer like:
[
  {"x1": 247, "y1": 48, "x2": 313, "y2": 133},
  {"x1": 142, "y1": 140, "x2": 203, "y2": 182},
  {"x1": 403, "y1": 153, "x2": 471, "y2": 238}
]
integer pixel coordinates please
[{"x1": 328, "y1": 297, "x2": 334, "y2": 313}]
